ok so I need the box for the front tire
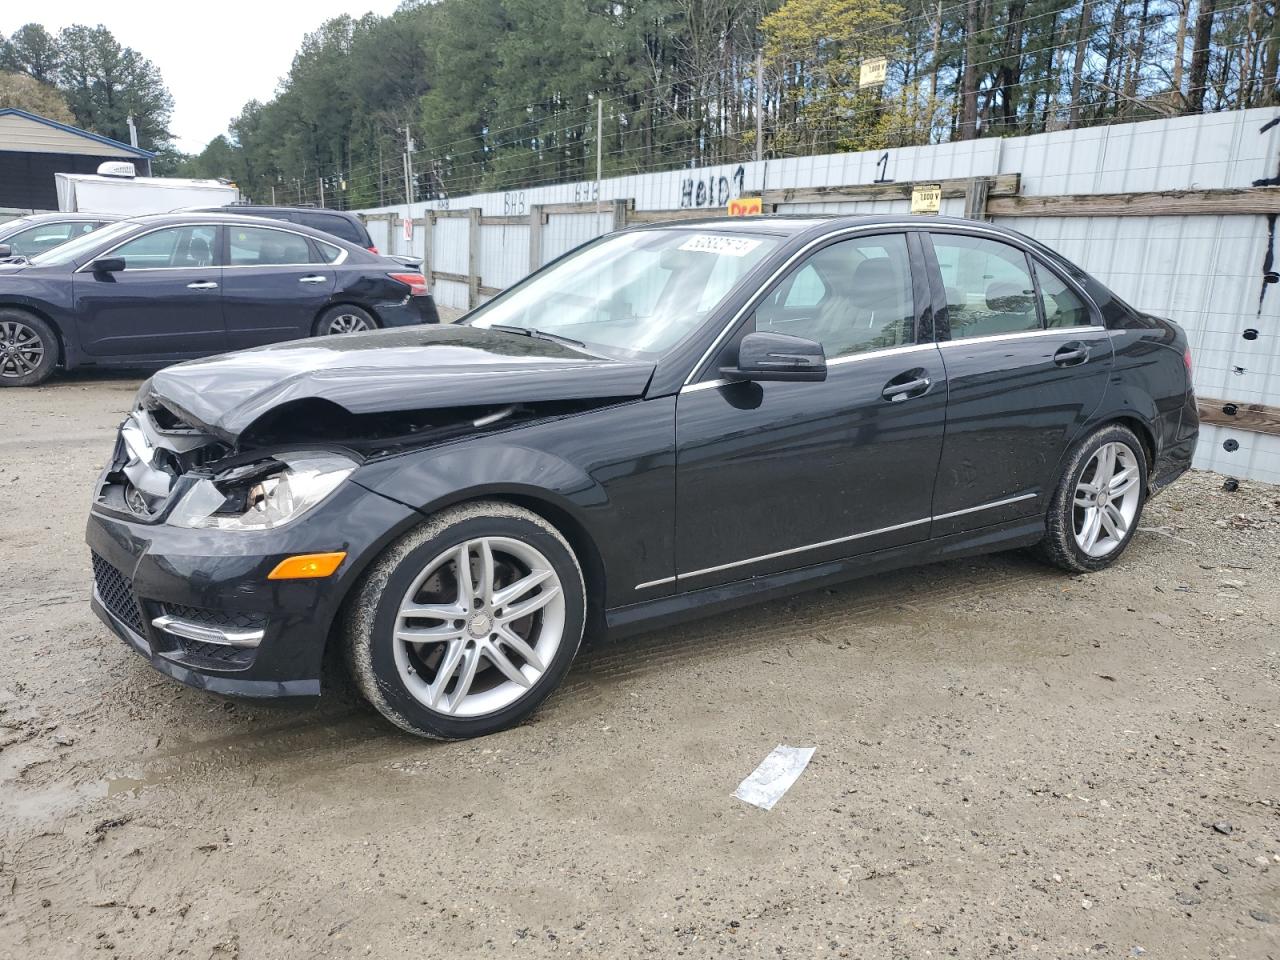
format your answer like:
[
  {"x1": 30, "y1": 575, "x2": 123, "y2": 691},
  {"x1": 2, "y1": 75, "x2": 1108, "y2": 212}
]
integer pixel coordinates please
[
  {"x1": 1035, "y1": 424, "x2": 1148, "y2": 573},
  {"x1": 343, "y1": 502, "x2": 586, "y2": 740},
  {"x1": 0, "y1": 309, "x2": 57, "y2": 387},
  {"x1": 314, "y1": 304, "x2": 378, "y2": 336}
]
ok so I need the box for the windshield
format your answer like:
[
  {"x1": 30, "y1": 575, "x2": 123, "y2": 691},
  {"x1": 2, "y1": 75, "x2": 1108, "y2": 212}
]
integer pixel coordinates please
[
  {"x1": 0, "y1": 218, "x2": 34, "y2": 239},
  {"x1": 468, "y1": 229, "x2": 781, "y2": 356},
  {"x1": 31, "y1": 220, "x2": 139, "y2": 267}
]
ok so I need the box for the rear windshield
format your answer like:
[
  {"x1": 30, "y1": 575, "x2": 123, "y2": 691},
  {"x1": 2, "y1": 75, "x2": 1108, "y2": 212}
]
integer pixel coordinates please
[{"x1": 299, "y1": 213, "x2": 366, "y2": 246}]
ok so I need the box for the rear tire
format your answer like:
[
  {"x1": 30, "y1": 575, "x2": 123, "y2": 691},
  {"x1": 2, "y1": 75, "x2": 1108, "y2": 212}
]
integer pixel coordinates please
[
  {"x1": 1034, "y1": 423, "x2": 1148, "y2": 573},
  {"x1": 314, "y1": 304, "x2": 378, "y2": 336},
  {"x1": 0, "y1": 309, "x2": 57, "y2": 387},
  {"x1": 343, "y1": 502, "x2": 586, "y2": 740}
]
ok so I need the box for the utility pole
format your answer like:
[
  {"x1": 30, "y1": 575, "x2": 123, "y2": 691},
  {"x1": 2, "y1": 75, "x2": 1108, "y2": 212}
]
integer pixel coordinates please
[
  {"x1": 754, "y1": 53, "x2": 764, "y2": 164},
  {"x1": 126, "y1": 114, "x2": 139, "y2": 149},
  {"x1": 595, "y1": 98, "x2": 603, "y2": 217},
  {"x1": 270, "y1": 183, "x2": 276, "y2": 205},
  {"x1": 318, "y1": 176, "x2": 325, "y2": 208}
]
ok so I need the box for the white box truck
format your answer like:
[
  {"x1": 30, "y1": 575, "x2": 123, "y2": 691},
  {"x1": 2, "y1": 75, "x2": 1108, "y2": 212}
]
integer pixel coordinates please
[{"x1": 56, "y1": 162, "x2": 239, "y2": 215}]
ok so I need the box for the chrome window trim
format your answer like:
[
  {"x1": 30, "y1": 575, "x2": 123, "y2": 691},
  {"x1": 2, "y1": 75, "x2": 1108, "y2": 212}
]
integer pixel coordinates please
[
  {"x1": 74, "y1": 221, "x2": 347, "y2": 273},
  {"x1": 633, "y1": 490, "x2": 1040, "y2": 590},
  {"x1": 684, "y1": 220, "x2": 1106, "y2": 386},
  {"x1": 679, "y1": 342, "x2": 940, "y2": 394},
  {"x1": 938, "y1": 324, "x2": 1104, "y2": 348}
]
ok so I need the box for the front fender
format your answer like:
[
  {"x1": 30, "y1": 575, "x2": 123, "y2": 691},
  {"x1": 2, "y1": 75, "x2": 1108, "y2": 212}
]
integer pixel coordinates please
[
  {"x1": 354, "y1": 441, "x2": 604, "y2": 522},
  {"x1": 349, "y1": 398, "x2": 678, "y2": 609}
]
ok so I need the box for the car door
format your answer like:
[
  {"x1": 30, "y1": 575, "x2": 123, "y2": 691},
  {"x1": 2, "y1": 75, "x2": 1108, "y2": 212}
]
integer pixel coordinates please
[
  {"x1": 220, "y1": 224, "x2": 337, "y2": 348},
  {"x1": 73, "y1": 224, "x2": 227, "y2": 359},
  {"x1": 924, "y1": 229, "x2": 1114, "y2": 536},
  {"x1": 673, "y1": 230, "x2": 947, "y2": 591}
]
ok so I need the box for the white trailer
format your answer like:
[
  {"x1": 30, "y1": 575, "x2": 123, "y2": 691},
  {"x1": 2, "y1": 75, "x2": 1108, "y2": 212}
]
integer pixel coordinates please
[{"x1": 55, "y1": 163, "x2": 238, "y2": 215}]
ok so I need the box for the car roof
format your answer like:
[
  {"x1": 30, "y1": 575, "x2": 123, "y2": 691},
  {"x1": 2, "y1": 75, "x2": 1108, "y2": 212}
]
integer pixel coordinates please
[
  {"x1": 630, "y1": 213, "x2": 1033, "y2": 243},
  {"x1": 116, "y1": 212, "x2": 370, "y2": 250},
  {"x1": 192, "y1": 205, "x2": 361, "y2": 219},
  {"x1": 4, "y1": 212, "x2": 123, "y2": 224}
]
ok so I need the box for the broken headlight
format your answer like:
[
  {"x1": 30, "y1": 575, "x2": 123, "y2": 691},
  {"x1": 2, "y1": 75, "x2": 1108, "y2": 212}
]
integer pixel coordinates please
[{"x1": 168, "y1": 452, "x2": 357, "y2": 531}]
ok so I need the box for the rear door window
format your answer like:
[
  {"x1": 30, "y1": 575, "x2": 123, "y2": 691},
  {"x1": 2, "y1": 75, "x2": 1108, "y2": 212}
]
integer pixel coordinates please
[
  {"x1": 228, "y1": 227, "x2": 314, "y2": 266},
  {"x1": 1034, "y1": 261, "x2": 1092, "y2": 328},
  {"x1": 932, "y1": 234, "x2": 1041, "y2": 339}
]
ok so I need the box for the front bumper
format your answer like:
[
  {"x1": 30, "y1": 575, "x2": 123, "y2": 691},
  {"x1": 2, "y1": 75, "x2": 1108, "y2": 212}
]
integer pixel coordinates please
[{"x1": 86, "y1": 480, "x2": 420, "y2": 698}]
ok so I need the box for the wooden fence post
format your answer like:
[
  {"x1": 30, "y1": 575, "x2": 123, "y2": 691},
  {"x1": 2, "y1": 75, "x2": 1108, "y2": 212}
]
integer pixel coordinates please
[
  {"x1": 528, "y1": 204, "x2": 543, "y2": 273},
  {"x1": 422, "y1": 211, "x2": 435, "y2": 291},
  {"x1": 610, "y1": 198, "x2": 628, "y2": 232},
  {"x1": 964, "y1": 177, "x2": 993, "y2": 221},
  {"x1": 467, "y1": 207, "x2": 482, "y2": 309}
]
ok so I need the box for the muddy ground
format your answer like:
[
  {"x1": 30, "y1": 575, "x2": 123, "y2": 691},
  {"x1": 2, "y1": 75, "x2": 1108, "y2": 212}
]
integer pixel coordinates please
[{"x1": 2, "y1": 373, "x2": 1278, "y2": 960}]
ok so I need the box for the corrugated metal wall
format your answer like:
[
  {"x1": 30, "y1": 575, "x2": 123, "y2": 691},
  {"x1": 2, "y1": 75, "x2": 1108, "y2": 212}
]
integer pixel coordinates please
[{"x1": 359, "y1": 107, "x2": 1280, "y2": 483}]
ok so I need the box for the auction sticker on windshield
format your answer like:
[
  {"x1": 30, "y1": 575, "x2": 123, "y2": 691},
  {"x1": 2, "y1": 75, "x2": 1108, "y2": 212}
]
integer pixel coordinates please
[{"x1": 678, "y1": 234, "x2": 763, "y2": 257}]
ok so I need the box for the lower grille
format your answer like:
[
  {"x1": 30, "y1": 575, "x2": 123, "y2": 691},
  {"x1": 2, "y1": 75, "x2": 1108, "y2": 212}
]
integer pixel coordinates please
[
  {"x1": 170, "y1": 637, "x2": 256, "y2": 668},
  {"x1": 155, "y1": 604, "x2": 265, "y2": 669},
  {"x1": 91, "y1": 553, "x2": 144, "y2": 635}
]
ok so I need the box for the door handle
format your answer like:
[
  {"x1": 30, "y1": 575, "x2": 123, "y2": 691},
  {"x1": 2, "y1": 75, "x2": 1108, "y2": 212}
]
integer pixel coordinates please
[
  {"x1": 1053, "y1": 343, "x2": 1089, "y2": 366},
  {"x1": 298, "y1": 275, "x2": 327, "y2": 284},
  {"x1": 186, "y1": 281, "x2": 218, "y2": 290},
  {"x1": 881, "y1": 376, "x2": 931, "y2": 402}
]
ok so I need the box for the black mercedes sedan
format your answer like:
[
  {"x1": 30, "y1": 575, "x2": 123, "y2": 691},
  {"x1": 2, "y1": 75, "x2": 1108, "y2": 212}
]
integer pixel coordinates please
[
  {"x1": 85, "y1": 215, "x2": 1198, "y2": 740},
  {"x1": 0, "y1": 212, "x2": 438, "y2": 387}
]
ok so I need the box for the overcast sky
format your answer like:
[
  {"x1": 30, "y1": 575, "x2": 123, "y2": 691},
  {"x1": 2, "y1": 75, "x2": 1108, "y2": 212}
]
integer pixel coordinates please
[{"x1": 1, "y1": 1, "x2": 404, "y2": 153}]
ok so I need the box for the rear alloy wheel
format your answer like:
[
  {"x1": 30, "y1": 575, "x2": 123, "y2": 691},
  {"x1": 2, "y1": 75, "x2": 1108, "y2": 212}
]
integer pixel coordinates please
[
  {"x1": 344, "y1": 502, "x2": 586, "y2": 739},
  {"x1": 0, "y1": 310, "x2": 57, "y2": 387},
  {"x1": 315, "y1": 305, "x2": 377, "y2": 336},
  {"x1": 1035, "y1": 424, "x2": 1148, "y2": 572}
]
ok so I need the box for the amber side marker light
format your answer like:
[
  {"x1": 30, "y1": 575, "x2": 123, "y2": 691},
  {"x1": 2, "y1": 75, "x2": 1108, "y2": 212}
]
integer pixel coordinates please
[{"x1": 267, "y1": 552, "x2": 347, "y2": 580}]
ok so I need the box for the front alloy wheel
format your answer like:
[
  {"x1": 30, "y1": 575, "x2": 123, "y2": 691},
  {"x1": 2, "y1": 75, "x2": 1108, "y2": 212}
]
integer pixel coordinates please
[
  {"x1": 0, "y1": 310, "x2": 57, "y2": 387},
  {"x1": 392, "y1": 537, "x2": 566, "y2": 717},
  {"x1": 345, "y1": 502, "x2": 586, "y2": 739}
]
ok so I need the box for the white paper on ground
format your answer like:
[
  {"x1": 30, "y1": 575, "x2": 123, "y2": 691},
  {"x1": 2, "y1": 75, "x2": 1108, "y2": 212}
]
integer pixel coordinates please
[{"x1": 733, "y1": 745, "x2": 816, "y2": 811}]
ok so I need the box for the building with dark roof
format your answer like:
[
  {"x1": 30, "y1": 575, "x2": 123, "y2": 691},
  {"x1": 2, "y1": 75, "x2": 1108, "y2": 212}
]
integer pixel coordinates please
[{"x1": 0, "y1": 108, "x2": 156, "y2": 212}]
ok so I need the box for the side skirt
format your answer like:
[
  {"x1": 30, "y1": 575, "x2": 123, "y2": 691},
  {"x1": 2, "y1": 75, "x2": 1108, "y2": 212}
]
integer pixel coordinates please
[{"x1": 604, "y1": 516, "x2": 1046, "y2": 640}]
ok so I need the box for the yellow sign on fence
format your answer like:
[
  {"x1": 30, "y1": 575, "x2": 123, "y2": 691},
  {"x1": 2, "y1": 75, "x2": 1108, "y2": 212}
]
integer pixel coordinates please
[
  {"x1": 910, "y1": 183, "x2": 942, "y2": 214},
  {"x1": 728, "y1": 196, "x2": 764, "y2": 216},
  {"x1": 859, "y1": 57, "x2": 888, "y2": 87}
]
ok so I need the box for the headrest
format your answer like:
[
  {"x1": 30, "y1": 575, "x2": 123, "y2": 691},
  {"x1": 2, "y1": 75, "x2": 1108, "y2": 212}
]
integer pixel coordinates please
[
  {"x1": 849, "y1": 258, "x2": 900, "y2": 310},
  {"x1": 986, "y1": 281, "x2": 1035, "y2": 313}
]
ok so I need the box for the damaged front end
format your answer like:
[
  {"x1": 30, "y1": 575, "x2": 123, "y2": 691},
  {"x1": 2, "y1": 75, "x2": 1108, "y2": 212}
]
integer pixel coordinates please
[{"x1": 98, "y1": 390, "x2": 620, "y2": 528}]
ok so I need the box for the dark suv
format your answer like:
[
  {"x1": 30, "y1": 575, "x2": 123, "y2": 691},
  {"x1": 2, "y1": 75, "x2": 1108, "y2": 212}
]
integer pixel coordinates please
[{"x1": 191, "y1": 205, "x2": 378, "y2": 252}]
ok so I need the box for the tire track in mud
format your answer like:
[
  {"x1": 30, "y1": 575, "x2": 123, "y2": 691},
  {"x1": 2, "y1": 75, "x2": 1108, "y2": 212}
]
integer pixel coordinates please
[{"x1": 8, "y1": 553, "x2": 1064, "y2": 815}]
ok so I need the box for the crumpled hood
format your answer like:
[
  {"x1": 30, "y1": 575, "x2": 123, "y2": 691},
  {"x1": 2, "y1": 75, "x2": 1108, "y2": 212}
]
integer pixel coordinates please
[{"x1": 142, "y1": 324, "x2": 655, "y2": 443}]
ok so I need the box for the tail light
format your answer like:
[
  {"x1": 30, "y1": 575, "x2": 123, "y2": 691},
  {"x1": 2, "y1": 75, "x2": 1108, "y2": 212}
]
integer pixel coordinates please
[
  {"x1": 388, "y1": 272, "x2": 428, "y2": 297},
  {"x1": 367, "y1": 245, "x2": 379, "y2": 255},
  {"x1": 1183, "y1": 347, "x2": 1193, "y2": 375}
]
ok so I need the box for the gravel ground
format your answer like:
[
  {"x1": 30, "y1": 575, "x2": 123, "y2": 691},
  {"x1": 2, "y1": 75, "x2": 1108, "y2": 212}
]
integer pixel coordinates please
[{"x1": 1, "y1": 374, "x2": 1278, "y2": 960}]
